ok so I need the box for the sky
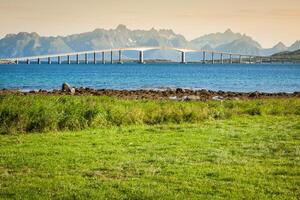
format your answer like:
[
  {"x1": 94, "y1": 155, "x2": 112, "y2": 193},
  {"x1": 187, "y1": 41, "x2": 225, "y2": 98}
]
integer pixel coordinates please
[{"x1": 0, "y1": 0, "x2": 300, "y2": 48}]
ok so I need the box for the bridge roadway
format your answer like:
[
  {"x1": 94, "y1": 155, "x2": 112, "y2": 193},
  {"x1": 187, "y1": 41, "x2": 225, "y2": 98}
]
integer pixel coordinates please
[{"x1": 0, "y1": 46, "x2": 265, "y2": 64}]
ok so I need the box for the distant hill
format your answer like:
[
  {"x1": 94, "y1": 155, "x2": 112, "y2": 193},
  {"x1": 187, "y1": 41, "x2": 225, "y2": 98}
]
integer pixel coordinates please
[
  {"x1": 270, "y1": 49, "x2": 300, "y2": 62},
  {"x1": 272, "y1": 49, "x2": 300, "y2": 57},
  {"x1": 0, "y1": 25, "x2": 299, "y2": 60}
]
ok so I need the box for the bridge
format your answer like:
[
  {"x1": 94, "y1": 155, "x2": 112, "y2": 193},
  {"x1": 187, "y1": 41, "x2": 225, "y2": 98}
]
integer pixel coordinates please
[{"x1": 0, "y1": 46, "x2": 265, "y2": 64}]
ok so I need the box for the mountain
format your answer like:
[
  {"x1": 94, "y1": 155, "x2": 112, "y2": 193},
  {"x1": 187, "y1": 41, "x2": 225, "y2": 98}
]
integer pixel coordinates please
[
  {"x1": 0, "y1": 25, "x2": 299, "y2": 59},
  {"x1": 216, "y1": 35, "x2": 261, "y2": 55},
  {"x1": 191, "y1": 29, "x2": 242, "y2": 49},
  {"x1": 262, "y1": 42, "x2": 288, "y2": 55},
  {"x1": 0, "y1": 25, "x2": 191, "y2": 59},
  {"x1": 0, "y1": 32, "x2": 72, "y2": 58},
  {"x1": 288, "y1": 41, "x2": 300, "y2": 51}
]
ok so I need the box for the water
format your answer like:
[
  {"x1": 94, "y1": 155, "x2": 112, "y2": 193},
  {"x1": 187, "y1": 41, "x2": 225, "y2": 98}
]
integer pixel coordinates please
[{"x1": 0, "y1": 63, "x2": 299, "y2": 93}]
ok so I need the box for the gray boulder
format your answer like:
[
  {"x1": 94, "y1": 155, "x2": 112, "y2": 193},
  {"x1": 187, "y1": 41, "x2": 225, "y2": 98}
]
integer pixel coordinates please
[{"x1": 62, "y1": 82, "x2": 75, "y2": 94}]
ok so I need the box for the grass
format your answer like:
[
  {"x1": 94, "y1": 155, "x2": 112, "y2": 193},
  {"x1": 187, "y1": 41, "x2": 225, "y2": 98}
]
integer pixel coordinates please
[
  {"x1": 0, "y1": 116, "x2": 299, "y2": 199},
  {"x1": 0, "y1": 95, "x2": 299, "y2": 134},
  {"x1": 0, "y1": 95, "x2": 299, "y2": 199}
]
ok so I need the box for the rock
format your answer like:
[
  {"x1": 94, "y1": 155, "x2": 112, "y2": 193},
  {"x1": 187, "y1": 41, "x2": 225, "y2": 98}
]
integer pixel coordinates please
[
  {"x1": 183, "y1": 95, "x2": 201, "y2": 101},
  {"x1": 62, "y1": 82, "x2": 71, "y2": 92},
  {"x1": 62, "y1": 82, "x2": 75, "y2": 94},
  {"x1": 70, "y1": 88, "x2": 76, "y2": 95},
  {"x1": 212, "y1": 96, "x2": 224, "y2": 101},
  {"x1": 169, "y1": 96, "x2": 178, "y2": 100},
  {"x1": 176, "y1": 88, "x2": 184, "y2": 93}
]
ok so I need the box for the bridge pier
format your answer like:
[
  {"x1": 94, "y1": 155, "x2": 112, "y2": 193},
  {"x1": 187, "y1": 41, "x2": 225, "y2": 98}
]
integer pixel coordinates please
[
  {"x1": 139, "y1": 51, "x2": 144, "y2": 64},
  {"x1": 15, "y1": 60, "x2": 18, "y2": 64},
  {"x1": 111, "y1": 51, "x2": 114, "y2": 64},
  {"x1": 58, "y1": 56, "x2": 61, "y2": 64},
  {"x1": 239, "y1": 55, "x2": 242, "y2": 64},
  {"x1": 119, "y1": 50, "x2": 123, "y2": 64},
  {"x1": 76, "y1": 54, "x2": 79, "y2": 64},
  {"x1": 37, "y1": 58, "x2": 41, "y2": 64},
  {"x1": 102, "y1": 52, "x2": 105, "y2": 64},
  {"x1": 181, "y1": 52, "x2": 186, "y2": 64},
  {"x1": 93, "y1": 52, "x2": 96, "y2": 64},
  {"x1": 249, "y1": 56, "x2": 251, "y2": 64},
  {"x1": 48, "y1": 57, "x2": 51, "y2": 64},
  {"x1": 85, "y1": 53, "x2": 88, "y2": 64},
  {"x1": 211, "y1": 52, "x2": 214, "y2": 64},
  {"x1": 229, "y1": 54, "x2": 232, "y2": 64},
  {"x1": 202, "y1": 52, "x2": 206, "y2": 64},
  {"x1": 27, "y1": 59, "x2": 30, "y2": 64},
  {"x1": 111, "y1": 51, "x2": 113, "y2": 64},
  {"x1": 67, "y1": 55, "x2": 70, "y2": 64},
  {"x1": 220, "y1": 53, "x2": 223, "y2": 64}
]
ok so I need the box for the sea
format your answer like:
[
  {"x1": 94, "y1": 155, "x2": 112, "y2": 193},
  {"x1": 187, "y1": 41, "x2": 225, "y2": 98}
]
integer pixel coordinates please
[{"x1": 0, "y1": 63, "x2": 299, "y2": 93}]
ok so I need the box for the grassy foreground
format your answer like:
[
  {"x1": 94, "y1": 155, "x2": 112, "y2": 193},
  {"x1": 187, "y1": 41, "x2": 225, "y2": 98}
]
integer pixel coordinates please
[
  {"x1": 0, "y1": 96, "x2": 299, "y2": 199},
  {"x1": 0, "y1": 95, "x2": 300, "y2": 134}
]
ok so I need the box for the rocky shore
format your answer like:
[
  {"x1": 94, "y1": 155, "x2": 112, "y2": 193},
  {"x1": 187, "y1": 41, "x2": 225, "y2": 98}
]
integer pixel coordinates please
[{"x1": 1, "y1": 84, "x2": 299, "y2": 101}]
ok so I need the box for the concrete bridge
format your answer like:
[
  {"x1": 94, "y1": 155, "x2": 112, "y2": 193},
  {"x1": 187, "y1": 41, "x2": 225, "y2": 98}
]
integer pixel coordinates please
[{"x1": 0, "y1": 46, "x2": 265, "y2": 64}]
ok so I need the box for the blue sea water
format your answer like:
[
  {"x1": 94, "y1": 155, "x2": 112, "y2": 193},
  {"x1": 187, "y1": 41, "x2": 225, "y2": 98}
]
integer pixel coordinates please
[{"x1": 0, "y1": 63, "x2": 299, "y2": 93}]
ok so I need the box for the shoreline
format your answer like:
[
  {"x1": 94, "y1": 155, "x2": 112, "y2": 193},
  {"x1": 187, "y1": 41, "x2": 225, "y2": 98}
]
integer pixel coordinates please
[{"x1": 1, "y1": 87, "x2": 299, "y2": 100}]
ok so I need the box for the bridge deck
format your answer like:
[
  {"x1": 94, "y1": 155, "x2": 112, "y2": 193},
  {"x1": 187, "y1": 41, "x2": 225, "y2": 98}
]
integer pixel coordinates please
[{"x1": 1, "y1": 46, "x2": 264, "y2": 62}]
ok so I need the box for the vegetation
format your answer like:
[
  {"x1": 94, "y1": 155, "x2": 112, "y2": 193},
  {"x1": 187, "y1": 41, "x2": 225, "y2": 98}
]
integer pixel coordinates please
[
  {"x1": 0, "y1": 95, "x2": 299, "y2": 134},
  {"x1": 0, "y1": 95, "x2": 299, "y2": 199},
  {"x1": 0, "y1": 117, "x2": 299, "y2": 199}
]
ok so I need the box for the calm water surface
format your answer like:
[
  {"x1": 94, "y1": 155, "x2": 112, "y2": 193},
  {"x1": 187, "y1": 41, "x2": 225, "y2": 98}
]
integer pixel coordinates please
[{"x1": 0, "y1": 63, "x2": 299, "y2": 92}]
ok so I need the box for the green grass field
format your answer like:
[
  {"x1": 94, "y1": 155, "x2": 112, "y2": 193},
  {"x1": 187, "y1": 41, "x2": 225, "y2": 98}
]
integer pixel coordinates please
[{"x1": 0, "y1": 96, "x2": 299, "y2": 199}]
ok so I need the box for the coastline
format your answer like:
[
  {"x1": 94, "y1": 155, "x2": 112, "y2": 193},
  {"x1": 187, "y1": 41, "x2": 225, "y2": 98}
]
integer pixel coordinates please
[{"x1": 1, "y1": 87, "x2": 299, "y2": 100}]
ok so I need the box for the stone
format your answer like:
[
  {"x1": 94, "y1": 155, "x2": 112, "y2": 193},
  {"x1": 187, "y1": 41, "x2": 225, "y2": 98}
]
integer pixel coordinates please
[
  {"x1": 70, "y1": 88, "x2": 76, "y2": 95},
  {"x1": 62, "y1": 82, "x2": 75, "y2": 94},
  {"x1": 212, "y1": 96, "x2": 224, "y2": 101},
  {"x1": 62, "y1": 82, "x2": 71, "y2": 92},
  {"x1": 169, "y1": 96, "x2": 178, "y2": 100},
  {"x1": 183, "y1": 95, "x2": 201, "y2": 101}
]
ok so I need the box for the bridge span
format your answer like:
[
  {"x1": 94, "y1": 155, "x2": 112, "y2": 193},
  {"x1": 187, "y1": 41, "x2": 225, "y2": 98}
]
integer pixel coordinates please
[{"x1": 0, "y1": 46, "x2": 265, "y2": 64}]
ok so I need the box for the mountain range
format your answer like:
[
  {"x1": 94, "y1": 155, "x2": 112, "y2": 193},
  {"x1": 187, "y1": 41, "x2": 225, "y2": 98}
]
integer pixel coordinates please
[{"x1": 0, "y1": 24, "x2": 299, "y2": 60}]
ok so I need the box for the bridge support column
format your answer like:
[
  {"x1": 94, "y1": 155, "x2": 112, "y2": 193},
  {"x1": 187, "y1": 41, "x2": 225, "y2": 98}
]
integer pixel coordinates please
[
  {"x1": 249, "y1": 56, "x2": 251, "y2": 64},
  {"x1": 27, "y1": 59, "x2": 30, "y2": 64},
  {"x1": 202, "y1": 52, "x2": 206, "y2": 64},
  {"x1": 102, "y1": 52, "x2": 105, "y2": 64},
  {"x1": 48, "y1": 57, "x2": 51, "y2": 64},
  {"x1": 119, "y1": 50, "x2": 123, "y2": 64},
  {"x1": 76, "y1": 54, "x2": 79, "y2": 64},
  {"x1": 239, "y1": 55, "x2": 242, "y2": 64},
  {"x1": 181, "y1": 52, "x2": 186, "y2": 64},
  {"x1": 111, "y1": 51, "x2": 113, "y2": 64},
  {"x1": 85, "y1": 53, "x2": 88, "y2": 64},
  {"x1": 230, "y1": 54, "x2": 232, "y2": 64},
  {"x1": 15, "y1": 60, "x2": 19, "y2": 64},
  {"x1": 58, "y1": 56, "x2": 61, "y2": 64},
  {"x1": 67, "y1": 55, "x2": 70, "y2": 64},
  {"x1": 93, "y1": 52, "x2": 96, "y2": 64},
  {"x1": 139, "y1": 51, "x2": 144, "y2": 64},
  {"x1": 211, "y1": 52, "x2": 214, "y2": 64},
  {"x1": 38, "y1": 58, "x2": 41, "y2": 64},
  {"x1": 220, "y1": 54, "x2": 223, "y2": 64}
]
